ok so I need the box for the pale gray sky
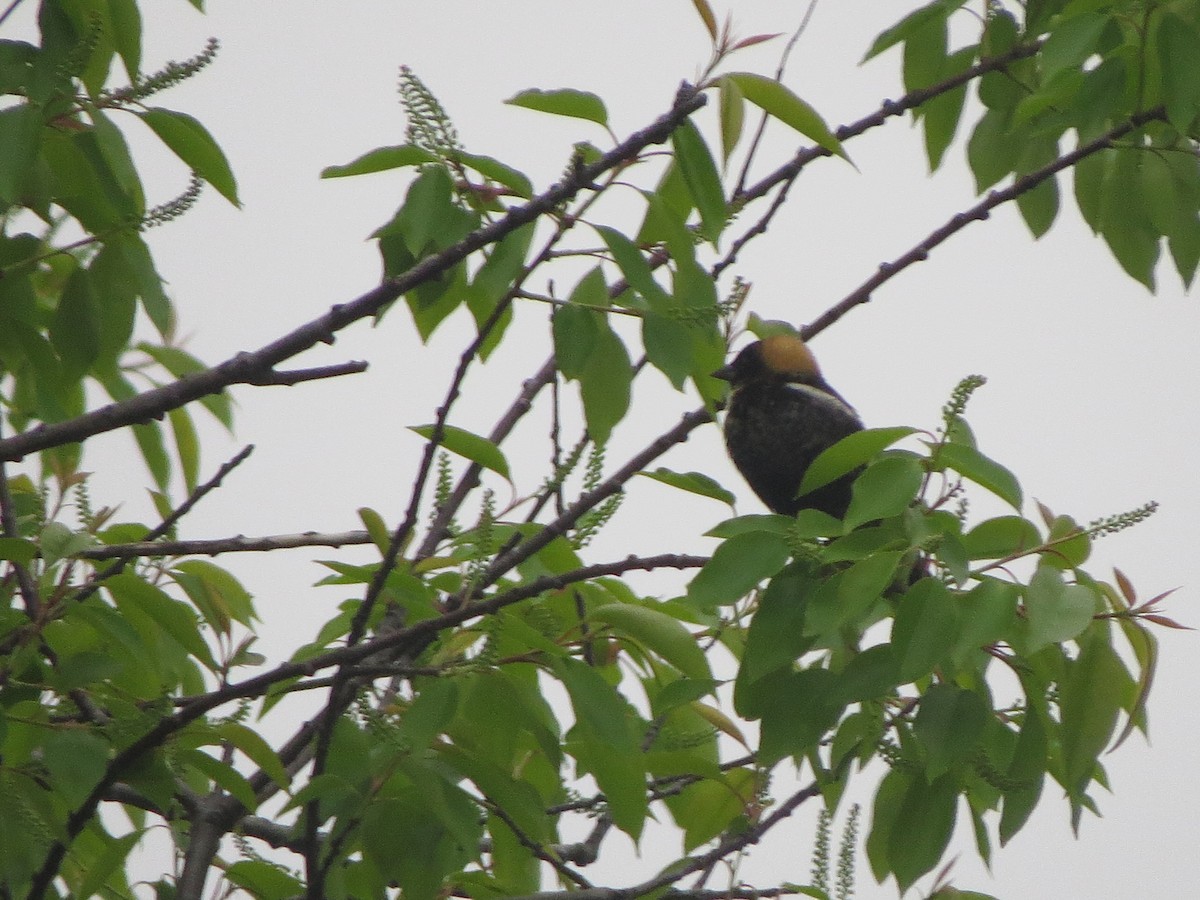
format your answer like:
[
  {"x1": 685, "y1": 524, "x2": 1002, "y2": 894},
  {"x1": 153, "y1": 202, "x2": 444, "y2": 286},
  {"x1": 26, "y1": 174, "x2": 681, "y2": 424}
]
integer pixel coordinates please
[{"x1": 10, "y1": 1, "x2": 1200, "y2": 896}]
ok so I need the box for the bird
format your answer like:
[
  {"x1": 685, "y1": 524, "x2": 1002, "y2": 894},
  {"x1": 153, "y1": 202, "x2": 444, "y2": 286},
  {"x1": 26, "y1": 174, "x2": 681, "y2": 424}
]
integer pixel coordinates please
[{"x1": 714, "y1": 334, "x2": 864, "y2": 519}]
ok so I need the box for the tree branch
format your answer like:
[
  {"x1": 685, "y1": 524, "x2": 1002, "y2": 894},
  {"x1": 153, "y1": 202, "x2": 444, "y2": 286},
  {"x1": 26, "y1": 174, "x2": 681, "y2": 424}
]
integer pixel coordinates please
[
  {"x1": 2, "y1": 86, "x2": 706, "y2": 468},
  {"x1": 734, "y1": 40, "x2": 1045, "y2": 206},
  {"x1": 803, "y1": 106, "x2": 1165, "y2": 339},
  {"x1": 76, "y1": 529, "x2": 373, "y2": 559}
]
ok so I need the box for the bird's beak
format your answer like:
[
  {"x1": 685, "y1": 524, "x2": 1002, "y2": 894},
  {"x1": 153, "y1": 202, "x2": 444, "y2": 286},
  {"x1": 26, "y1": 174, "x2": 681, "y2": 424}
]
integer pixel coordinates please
[{"x1": 712, "y1": 364, "x2": 734, "y2": 382}]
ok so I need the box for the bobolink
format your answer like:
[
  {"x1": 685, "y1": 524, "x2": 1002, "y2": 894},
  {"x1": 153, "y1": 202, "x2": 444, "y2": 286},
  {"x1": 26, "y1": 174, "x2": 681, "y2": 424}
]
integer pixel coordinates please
[{"x1": 715, "y1": 334, "x2": 863, "y2": 518}]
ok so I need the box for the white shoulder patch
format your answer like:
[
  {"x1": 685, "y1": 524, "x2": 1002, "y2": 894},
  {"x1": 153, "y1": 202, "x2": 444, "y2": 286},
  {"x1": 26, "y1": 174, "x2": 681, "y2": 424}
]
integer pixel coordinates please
[{"x1": 783, "y1": 381, "x2": 861, "y2": 421}]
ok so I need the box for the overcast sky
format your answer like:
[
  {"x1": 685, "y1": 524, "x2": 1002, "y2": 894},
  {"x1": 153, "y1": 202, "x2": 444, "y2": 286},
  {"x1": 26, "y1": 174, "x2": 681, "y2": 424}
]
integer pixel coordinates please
[{"x1": 10, "y1": 1, "x2": 1200, "y2": 896}]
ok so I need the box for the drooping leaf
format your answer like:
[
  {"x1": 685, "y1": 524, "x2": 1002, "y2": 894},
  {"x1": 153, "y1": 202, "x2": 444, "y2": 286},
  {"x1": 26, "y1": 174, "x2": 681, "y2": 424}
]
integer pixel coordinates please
[
  {"x1": 935, "y1": 441, "x2": 1022, "y2": 508},
  {"x1": 138, "y1": 107, "x2": 239, "y2": 205},
  {"x1": 505, "y1": 88, "x2": 608, "y2": 126},
  {"x1": 321, "y1": 144, "x2": 438, "y2": 178},
  {"x1": 589, "y1": 603, "x2": 711, "y2": 681},
  {"x1": 639, "y1": 467, "x2": 735, "y2": 507},
  {"x1": 671, "y1": 119, "x2": 725, "y2": 242},
  {"x1": 410, "y1": 424, "x2": 512, "y2": 481},
  {"x1": 725, "y1": 72, "x2": 848, "y2": 161}
]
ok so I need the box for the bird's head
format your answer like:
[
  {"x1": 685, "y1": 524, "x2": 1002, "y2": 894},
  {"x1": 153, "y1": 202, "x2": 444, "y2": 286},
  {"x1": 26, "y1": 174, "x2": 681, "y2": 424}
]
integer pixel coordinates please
[{"x1": 713, "y1": 334, "x2": 822, "y2": 387}]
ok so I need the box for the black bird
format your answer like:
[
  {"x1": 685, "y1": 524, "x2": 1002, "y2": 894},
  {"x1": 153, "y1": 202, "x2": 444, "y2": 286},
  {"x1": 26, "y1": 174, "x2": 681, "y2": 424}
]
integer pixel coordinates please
[{"x1": 714, "y1": 334, "x2": 864, "y2": 518}]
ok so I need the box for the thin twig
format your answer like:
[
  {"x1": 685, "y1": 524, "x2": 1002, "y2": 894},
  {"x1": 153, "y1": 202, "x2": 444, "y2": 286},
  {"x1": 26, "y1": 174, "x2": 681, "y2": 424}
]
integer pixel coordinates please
[
  {"x1": 243, "y1": 360, "x2": 368, "y2": 386},
  {"x1": 730, "y1": 0, "x2": 821, "y2": 199}
]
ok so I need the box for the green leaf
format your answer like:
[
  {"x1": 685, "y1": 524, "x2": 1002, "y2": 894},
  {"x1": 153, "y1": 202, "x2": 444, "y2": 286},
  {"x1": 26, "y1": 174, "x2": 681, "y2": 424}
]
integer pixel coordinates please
[
  {"x1": 687, "y1": 531, "x2": 790, "y2": 608},
  {"x1": 410, "y1": 424, "x2": 512, "y2": 481},
  {"x1": 641, "y1": 311, "x2": 693, "y2": 389},
  {"x1": 106, "y1": 572, "x2": 218, "y2": 671},
  {"x1": 554, "y1": 657, "x2": 646, "y2": 838},
  {"x1": 216, "y1": 721, "x2": 290, "y2": 790},
  {"x1": 914, "y1": 684, "x2": 988, "y2": 778},
  {"x1": 671, "y1": 119, "x2": 725, "y2": 241},
  {"x1": 578, "y1": 321, "x2": 632, "y2": 445},
  {"x1": 320, "y1": 144, "x2": 437, "y2": 178},
  {"x1": 922, "y1": 46, "x2": 974, "y2": 170},
  {"x1": 590, "y1": 603, "x2": 711, "y2": 681},
  {"x1": 1041, "y1": 12, "x2": 1109, "y2": 83},
  {"x1": 935, "y1": 441, "x2": 1022, "y2": 508},
  {"x1": 863, "y1": 0, "x2": 970, "y2": 62},
  {"x1": 138, "y1": 107, "x2": 239, "y2": 205},
  {"x1": 74, "y1": 830, "x2": 142, "y2": 900},
  {"x1": 1060, "y1": 628, "x2": 1125, "y2": 798},
  {"x1": 967, "y1": 107, "x2": 1023, "y2": 192},
  {"x1": 673, "y1": 768, "x2": 756, "y2": 851},
  {"x1": 844, "y1": 455, "x2": 924, "y2": 529},
  {"x1": 1159, "y1": 13, "x2": 1200, "y2": 133},
  {"x1": 867, "y1": 767, "x2": 911, "y2": 882},
  {"x1": 888, "y1": 772, "x2": 959, "y2": 892},
  {"x1": 183, "y1": 748, "x2": 258, "y2": 809},
  {"x1": 456, "y1": 150, "x2": 534, "y2": 199},
  {"x1": 596, "y1": 225, "x2": 670, "y2": 309},
  {"x1": 224, "y1": 861, "x2": 304, "y2": 900},
  {"x1": 505, "y1": 88, "x2": 608, "y2": 126},
  {"x1": 639, "y1": 467, "x2": 735, "y2": 507},
  {"x1": 467, "y1": 223, "x2": 532, "y2": 359},
  {"x1": 385, "y1": 165, "x2": 475, "y2": 256},
  {"x1": 757, "y1": 668, "x2": 843, "y2": 762},
  {"x1": 736, "y1": 564, "x2": 816, "y2": 692},
  {"x1": 49, "y1": 268, "x2": 100, "y2": 383},
  {"x1": 1101, "y1": 147, "x2": 1160, "y2": 290},
  {"x1": 0, "y1": 537, "x2": 37, "y2": 565},
  {"x1": 40, "y1": 521, "x2": 94, "y2": 567},
  {"x1": 447, "y1": 747, "x2": 551, "y2": 842},
  {"x1": 800, "y1": 426, "x2": 917, "y2": 496},
  {"x1": 1015, "y1": 138, "x2": 1060, "y2": 239},
  {"x1": 835, "y1": 643, "x2": 900, "y2": 704},
  {"x1": 1022, "y1": 565, "x2": 1096, "y2": 654},
  {"x1": 725, "y1": 72, "x2": 848, "y2": 160},
  {"x1": 952, "y1": 579, "x2": 1020, "y2": 666},
  {"x1": 961, "y1": 515, "x2": 1041, "y2": 559},
  {"x1": 167, "y1": 406, "x2": 199, "y2": 492},
  {"x1": 42, "y1": 728, "x2": 109, "y2": 806},
  {"x1": 108, "y1": 0, "x2": 142, "y2": 79},
  {"x1": 172, "y1": 559, "x2": 257, "y2": 631},
  {"x1": 902, "y1": 5, "x2": 947, "y2": 96},
  {"x1": 999, "y1": 702, "x2": 1047, "y2": 844},
  {"x1": 0, "y1": 104, "x2": 42, "y2": 205},
  {"x1": 1073, "y1": 144, "x2": 1111, "y2": 233},
  {"x1": 717, "y1": 74, "x2": 746, "y2": 161},
  {"x1": 892, "y1": 579, "x2": 960, "y2": 683}
]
